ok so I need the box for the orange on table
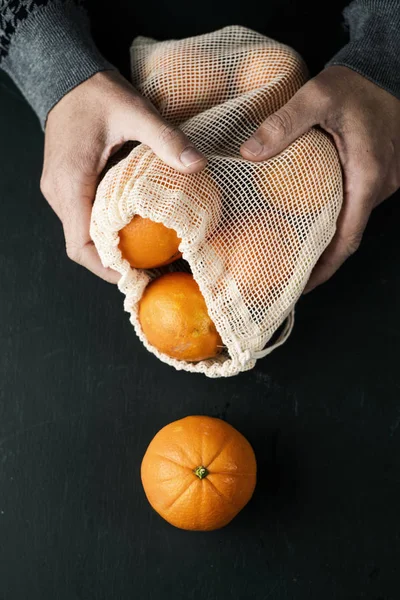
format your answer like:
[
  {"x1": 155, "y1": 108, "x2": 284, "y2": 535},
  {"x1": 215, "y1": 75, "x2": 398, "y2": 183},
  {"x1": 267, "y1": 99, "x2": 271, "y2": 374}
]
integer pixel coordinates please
[
  {"x1": 141, "y1": 415, "x2": 257, "y2": 531},
  {"x1": 141, "y1": 44, "x2": 229, "y2": 123},
  {"x1": 119, "y1": 216, "x2": 181, "y2": 269},
  {"x1": 138, "y1": 272, "x2": 222, "y2": 362},
  {"x1": 210, "y1": 212, "x2": 301, "y2": 302}
]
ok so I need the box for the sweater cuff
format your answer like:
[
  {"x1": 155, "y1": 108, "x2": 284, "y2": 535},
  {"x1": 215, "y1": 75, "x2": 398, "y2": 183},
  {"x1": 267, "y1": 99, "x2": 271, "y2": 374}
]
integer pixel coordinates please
[
  {"x1": 1, "y1": 0, "x2": 116, "y2": 128},
  {"x1": 326, "y1": 0, "x2": 400, "y2": 99}
]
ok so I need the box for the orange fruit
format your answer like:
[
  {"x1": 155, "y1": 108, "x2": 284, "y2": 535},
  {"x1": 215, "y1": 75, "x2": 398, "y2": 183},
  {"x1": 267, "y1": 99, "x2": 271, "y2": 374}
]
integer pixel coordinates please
[
  {"x1": 138, "y1": 272, "x2": 222, "y2": 362},
  {"x1": 141, "y1": 415, "x2": 257, "y2": 531},
  {"x1": 210, "y1": 212, "x2": 300, "y2": 302},
  {"x1": 118, "y1": 150, "x2": 223, "y2": 269},
  {"x1": 234, "y1": 44, "x2": 306, "y2": 95},
  {"x1": 119, "y1": 215, "x2": 182, "y2": 269},
  {"x1": 254, "y1": 130, "x2": 341, "y2": 217},
  {"x1": 141, "y1": 45, "x2": 228, "y2": 123}
]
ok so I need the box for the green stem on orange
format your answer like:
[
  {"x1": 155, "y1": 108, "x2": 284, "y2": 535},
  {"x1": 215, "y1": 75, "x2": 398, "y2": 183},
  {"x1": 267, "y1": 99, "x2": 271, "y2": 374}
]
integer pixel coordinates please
[{"x1": 193, "y1": 465, "x2": 209, "y2": 479}]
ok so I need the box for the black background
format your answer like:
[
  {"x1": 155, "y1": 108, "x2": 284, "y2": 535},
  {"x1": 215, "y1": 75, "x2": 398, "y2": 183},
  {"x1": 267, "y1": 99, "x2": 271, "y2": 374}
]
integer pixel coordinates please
[{"x1": 1, "y1": 2, "x2": 400, "y2": 599}]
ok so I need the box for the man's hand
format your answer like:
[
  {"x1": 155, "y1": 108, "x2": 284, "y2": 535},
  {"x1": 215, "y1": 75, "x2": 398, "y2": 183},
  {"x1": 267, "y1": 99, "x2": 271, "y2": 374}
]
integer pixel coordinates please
[
  {"x1": 240, "y1": 66, "x2": 400, "y2": 293},
  {"x1": 41, "y1": 70, "x2": 207, "y2": 283}
]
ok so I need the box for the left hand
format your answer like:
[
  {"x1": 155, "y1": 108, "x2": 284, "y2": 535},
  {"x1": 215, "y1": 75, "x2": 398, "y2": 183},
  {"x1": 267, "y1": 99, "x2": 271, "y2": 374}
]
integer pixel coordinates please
[
  {"x1": 240, "y1": 66, "x2": 400, "y2": 293},
  {"x1": 41, "y1": 71, "x2": 207, "y2": 283}
]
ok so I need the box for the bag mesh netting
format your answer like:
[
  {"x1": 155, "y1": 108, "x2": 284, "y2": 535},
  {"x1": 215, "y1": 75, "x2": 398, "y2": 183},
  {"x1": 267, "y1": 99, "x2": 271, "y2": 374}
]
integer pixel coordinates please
[{"x1": 91, "y1": 25, "x2": 343, "y2": 378}]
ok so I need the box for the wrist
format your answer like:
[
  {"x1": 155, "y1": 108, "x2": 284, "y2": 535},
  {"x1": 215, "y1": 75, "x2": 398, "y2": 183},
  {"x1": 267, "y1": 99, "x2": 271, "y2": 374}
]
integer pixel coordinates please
[
  {"x1": 1, "y1": 0, "x2": 117, "y2": 129},
  {"x1": 326, "y1": 1, "x2": 400, "y2": 100}
]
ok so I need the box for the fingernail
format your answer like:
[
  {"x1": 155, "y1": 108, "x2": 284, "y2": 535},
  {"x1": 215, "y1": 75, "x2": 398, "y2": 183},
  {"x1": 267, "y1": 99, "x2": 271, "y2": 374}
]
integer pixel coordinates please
[
  {"x1": 180, "y1": 147, "x2": 206, "y2": 167},
  {"x1": 242, "y1": 136, "x2": 263, "y2": 156}
]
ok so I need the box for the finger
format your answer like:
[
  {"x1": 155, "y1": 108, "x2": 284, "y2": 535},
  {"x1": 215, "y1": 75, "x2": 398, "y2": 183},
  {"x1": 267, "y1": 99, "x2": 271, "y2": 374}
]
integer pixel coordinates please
[
  {"x1": 303, "y1": 220, "x2": 367, "y2": 294},
  {"x1": 69, "y1": 241, "x2": 120, "y2": 284},
  {"x1": 115, "y1": 95, "x2": 208, "y2": 174},
  {"x1": 240, "y1": 80, "x2": 326, "y2": 161},
  {"x1": 61, "y1": 176, "x2": 120, "y2": 284},
  {"x1": 304, "y1": 165, "x2": 377, "y2": 293}
]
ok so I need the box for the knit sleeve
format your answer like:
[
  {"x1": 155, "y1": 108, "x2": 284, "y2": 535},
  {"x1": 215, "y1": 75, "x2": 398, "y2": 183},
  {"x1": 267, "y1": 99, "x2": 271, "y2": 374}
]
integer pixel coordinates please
[
  {"x1": 326, "y1": 0, "x2": 400, "y2": 99},
  {"x1": 0, "y1": 0, "x2": 116, "y2": 128}
]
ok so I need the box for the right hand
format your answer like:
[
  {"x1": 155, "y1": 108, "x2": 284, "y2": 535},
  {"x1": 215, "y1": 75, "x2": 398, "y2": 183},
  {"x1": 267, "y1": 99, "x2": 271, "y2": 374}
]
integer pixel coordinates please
[{"x1": 40, "y1": 70, "x2": 208, "y2": 283}]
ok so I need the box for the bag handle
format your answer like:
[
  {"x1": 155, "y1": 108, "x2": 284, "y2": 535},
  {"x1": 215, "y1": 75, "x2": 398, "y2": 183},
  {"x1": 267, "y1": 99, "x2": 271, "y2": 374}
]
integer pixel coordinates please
[{"x1": 252, "y1": 309, "x2": 295, "y2": 360}]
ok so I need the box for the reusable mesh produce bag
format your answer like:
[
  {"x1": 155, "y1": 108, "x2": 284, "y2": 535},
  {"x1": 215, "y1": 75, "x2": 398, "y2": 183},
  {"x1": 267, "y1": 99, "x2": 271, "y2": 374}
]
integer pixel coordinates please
[{"x1": 91, "y1": 25, "x2": 343, "y2": 378}]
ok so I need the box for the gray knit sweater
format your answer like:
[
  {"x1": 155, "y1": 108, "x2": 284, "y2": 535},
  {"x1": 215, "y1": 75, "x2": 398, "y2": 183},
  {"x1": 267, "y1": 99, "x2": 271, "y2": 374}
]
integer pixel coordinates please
[{"x1": 0, "y1": 0, "x2": 399, "y2": 128}]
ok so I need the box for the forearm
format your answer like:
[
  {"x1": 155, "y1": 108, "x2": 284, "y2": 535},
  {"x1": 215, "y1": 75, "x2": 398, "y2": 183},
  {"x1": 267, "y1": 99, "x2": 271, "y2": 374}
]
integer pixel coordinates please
[
  {"x1": 327, "y1": 0, "x2": 400, "y2": 99},
  {"x1": 0, "y1": 0, "x2": 116, "y2": 127}
]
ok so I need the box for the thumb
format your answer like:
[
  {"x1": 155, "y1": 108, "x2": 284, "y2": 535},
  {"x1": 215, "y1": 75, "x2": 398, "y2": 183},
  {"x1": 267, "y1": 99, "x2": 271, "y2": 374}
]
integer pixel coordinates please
[
  {"x1": 120, "y1": 96, "x2": 208, "y2": 174},
  {"x1": 240, "y1": 83, "x2": 323, "y2": 161}
]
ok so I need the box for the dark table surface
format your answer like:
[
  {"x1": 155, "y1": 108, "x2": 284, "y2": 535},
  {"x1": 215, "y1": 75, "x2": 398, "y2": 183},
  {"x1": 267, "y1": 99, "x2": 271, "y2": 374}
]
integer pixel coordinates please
[{"x1": 1, "y1": 6, "x2": 400, "y2": 599}]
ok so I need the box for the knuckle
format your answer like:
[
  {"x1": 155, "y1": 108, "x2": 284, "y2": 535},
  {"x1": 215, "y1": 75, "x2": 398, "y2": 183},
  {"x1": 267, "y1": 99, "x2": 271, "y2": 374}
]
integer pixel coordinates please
[
  {"x1": 389, "y1": 139, "x2": 396, "y2": 162},
  {"x1": 345, "y1": 233, "x2": 363, "y2": 256},
  {"x1": 307, "y1": 76, "x2": 332, "y2": 108},
  {"x1": 394, "y1": 163, "x2": 400, "y2": 191},
  {"x1": 360, "y1": 159, "x2": 382, "y2": 202},
  {"x1": 366, "y1": 160, "x2": 381, "y2": 181},
  {"x1": 66, "y1": 243, "x2": 82, "y2": 265},
  {"x1": 364, "y1": 151, "x2": 382, "y2": 174},
  {"x1": 40, "y1": 174, "x2": 52, "y2": 199},
  {"x1": 41, "y1": 166, "x2": 70, "y2": 204},
  {"x1": 157, "y1": 123, "x2": 183, "y2": 147},
  {"x1": 261, "y1": 108, "x2": 293, "y2": 138}
]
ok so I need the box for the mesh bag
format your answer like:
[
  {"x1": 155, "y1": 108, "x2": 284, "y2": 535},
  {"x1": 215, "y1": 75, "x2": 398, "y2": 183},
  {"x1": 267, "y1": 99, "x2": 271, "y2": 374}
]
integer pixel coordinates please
[{"x1": 91, "y1": 25, "x2": 343, "y2": 378}]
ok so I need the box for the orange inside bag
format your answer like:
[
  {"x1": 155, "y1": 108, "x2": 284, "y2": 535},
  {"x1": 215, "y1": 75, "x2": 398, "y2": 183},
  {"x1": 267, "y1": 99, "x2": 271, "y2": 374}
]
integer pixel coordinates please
[{"x1": 92, "y1": 26, "x2": 343, "y2": 377}]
